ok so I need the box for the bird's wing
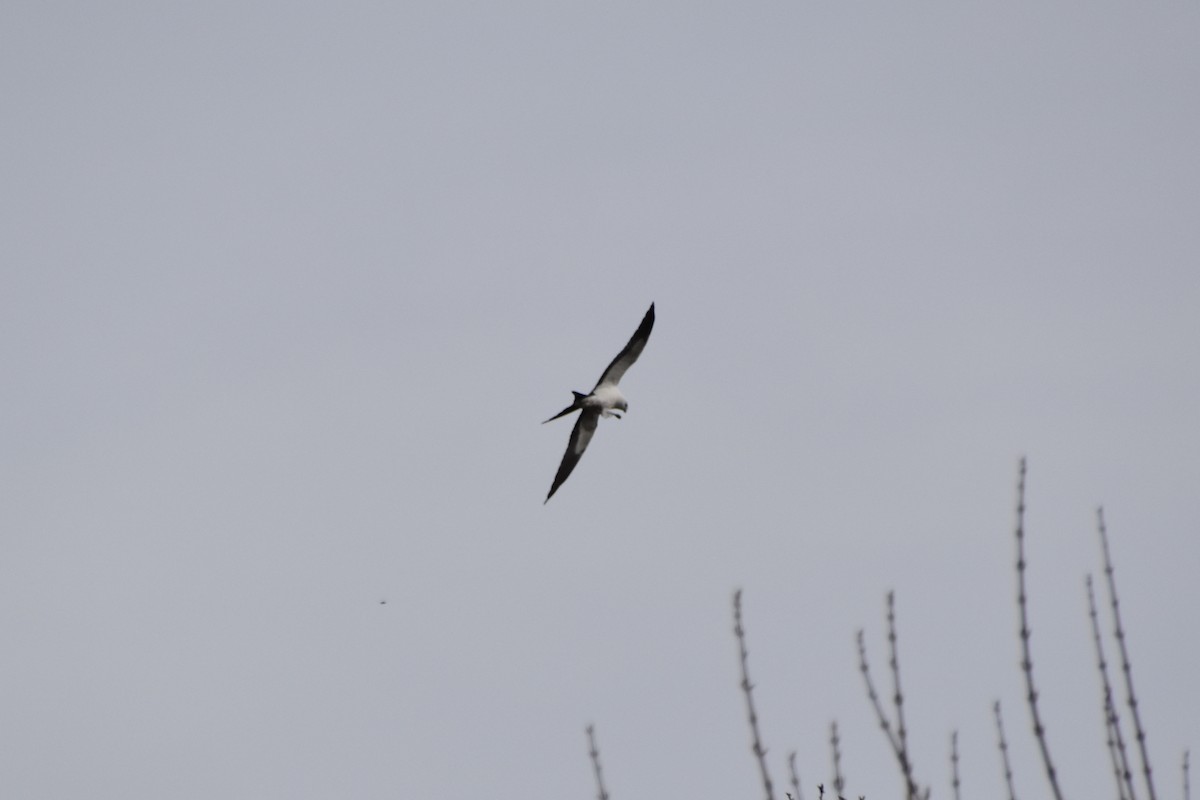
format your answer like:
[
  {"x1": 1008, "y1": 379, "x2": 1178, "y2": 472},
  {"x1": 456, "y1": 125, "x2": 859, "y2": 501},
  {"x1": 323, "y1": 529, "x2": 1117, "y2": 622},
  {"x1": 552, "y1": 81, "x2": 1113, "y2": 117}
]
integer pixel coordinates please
[
  {"x1": 545, "y1": 409, "x2": 599, "y2": 502},
  {"x1": 593, "y1": 303, "x2": 655, "y2": 389}
]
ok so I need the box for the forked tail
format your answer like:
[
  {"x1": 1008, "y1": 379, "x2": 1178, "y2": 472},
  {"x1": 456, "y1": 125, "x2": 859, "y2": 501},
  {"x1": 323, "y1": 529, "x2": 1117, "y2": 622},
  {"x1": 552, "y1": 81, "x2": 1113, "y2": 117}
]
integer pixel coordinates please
[{"x1": 542, "y1": 391, "x2": 587, "y2": 424}]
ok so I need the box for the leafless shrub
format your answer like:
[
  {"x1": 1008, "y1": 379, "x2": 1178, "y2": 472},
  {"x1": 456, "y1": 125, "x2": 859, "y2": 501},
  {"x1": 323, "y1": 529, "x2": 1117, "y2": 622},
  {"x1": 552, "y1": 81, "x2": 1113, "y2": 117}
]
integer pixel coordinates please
[{"x1": 578, "y1": 462, "x2": 1187, "y2": 800}]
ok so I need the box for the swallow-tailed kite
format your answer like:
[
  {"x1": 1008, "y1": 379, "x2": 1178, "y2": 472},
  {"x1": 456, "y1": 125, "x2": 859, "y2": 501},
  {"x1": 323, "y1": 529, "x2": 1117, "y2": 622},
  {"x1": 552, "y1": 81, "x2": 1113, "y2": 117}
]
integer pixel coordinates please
[{"x1": 542, "y1": 303, "x2": 655, "y2": 503}]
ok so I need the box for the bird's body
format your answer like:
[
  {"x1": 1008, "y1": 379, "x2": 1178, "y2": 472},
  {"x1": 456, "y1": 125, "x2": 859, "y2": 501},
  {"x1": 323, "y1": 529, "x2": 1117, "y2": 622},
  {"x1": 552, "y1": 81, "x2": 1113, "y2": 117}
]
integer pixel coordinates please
[
  {"x1": 542, "y1": 303, "x2": 655, "y2": 503},
  {"x1": 590, "y1": 384, "x2": 627, "y2": 413},
  {"x1": 577, "y1": 384, "x2": 627, "y2": 417}
]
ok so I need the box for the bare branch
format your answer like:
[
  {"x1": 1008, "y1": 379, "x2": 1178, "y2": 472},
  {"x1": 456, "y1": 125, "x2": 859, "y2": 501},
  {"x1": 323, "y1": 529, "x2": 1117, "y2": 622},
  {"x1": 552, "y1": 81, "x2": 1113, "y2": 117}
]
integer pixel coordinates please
[
  {"x1": 585, "y1": 724, "x2": 611, "y2": 800},
  {"x1": 886, "y1": 591, "x2": 919, "y2": 800},
  {"x1": 858, "y1": 629, "x2": 903, "y2": 754},
  {"x1": 787, "y1": 750, "x2": 804, "y2": 800},
  {"x1": 734, "y1": 589, "x2": 776, "y2": 800},
  {"x1": 857, "y1": 597, "x2": 920, "y2": 799},
  {"x1": 1098, "y1": 507, "x2": 1157, "y2": 800},
  {"x1": 1087, "y1": 573, "x2": 1136, "y2": 800},
  {"x1": 950, "y1": 730, "x2": 961, "y2": 800},
  {"x1": 830, "y1": 720, "x2": 845, "y2": 795},
  {"x1": 993, "y1": 700, "x2": 1019, "y2": 800},
  {"x1": 1013, "y1": 458, "x2": 1065, "y2": 800}
]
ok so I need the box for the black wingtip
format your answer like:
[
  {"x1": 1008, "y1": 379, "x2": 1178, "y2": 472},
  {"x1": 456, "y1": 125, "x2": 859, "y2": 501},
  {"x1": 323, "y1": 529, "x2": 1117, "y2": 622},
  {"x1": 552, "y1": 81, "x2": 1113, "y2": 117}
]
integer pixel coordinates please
[
  {"x1": 632, "y1": 303, "x2": 655, "y2": 338},
  {"x1": 642, "y1": 302, "x2": 655, "y2": 330}
]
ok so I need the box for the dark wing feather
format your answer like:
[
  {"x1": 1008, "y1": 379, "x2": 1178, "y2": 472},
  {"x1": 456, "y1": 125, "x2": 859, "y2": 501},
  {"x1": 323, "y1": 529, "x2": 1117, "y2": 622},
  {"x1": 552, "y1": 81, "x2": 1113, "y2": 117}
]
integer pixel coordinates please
[
  {"x1": 593, "y1": 303, "x2": 655, "y2": 389},
  {"x1": 545, "y1": 409, "x2": 599, "y2": 502}
]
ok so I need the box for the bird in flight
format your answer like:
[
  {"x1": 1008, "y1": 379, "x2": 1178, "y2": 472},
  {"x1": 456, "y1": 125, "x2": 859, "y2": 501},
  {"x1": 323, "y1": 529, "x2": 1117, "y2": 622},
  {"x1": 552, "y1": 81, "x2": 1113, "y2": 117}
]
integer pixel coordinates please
[{"x1": 543, "y1": 302, "x2": 656, "y2": 503}]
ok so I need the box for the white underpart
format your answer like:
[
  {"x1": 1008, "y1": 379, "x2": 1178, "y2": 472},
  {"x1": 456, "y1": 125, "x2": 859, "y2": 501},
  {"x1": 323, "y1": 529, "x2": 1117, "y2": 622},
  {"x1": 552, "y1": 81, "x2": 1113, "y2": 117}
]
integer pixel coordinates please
[{"x1": 587, "y1": 384, "x2": 627, "y2": 417}]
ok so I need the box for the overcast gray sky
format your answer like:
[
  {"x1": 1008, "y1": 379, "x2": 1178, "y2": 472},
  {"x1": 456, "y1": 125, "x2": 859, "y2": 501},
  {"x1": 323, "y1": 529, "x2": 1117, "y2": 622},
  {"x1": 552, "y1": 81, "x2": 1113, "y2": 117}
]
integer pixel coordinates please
[{"x1": 3, "y1": 2, "x2": 1198, "y2": 798}]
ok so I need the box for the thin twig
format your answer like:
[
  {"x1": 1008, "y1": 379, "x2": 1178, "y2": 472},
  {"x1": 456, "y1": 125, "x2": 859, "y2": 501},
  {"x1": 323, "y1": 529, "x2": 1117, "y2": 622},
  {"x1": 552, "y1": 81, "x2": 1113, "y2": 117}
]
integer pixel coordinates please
[
  {"x1": 993, "y1": 700, "x2": 1019, "y2": 800},
  {"x1": 1098, "y1": 507, "x2": 1157, "y2": 800},
  {"x1": 585, "y1": 724, "x2": 611, "y2": 800},
  {"x1": 1087, "y1": 573, "x2": 1136, "y2": 800},
  {"x1": 830, "y1": 720, "x2": 845, "y2": 795},
  {"x1": 886, "y1": 591, "x2": 919, "y2": 800},
  {"x1": 1183, "y1": 750, "x2": 1190, "y2": 800},
  {"x1": 857, "y1": 629, "x2": 903, "y2": 754},
  {"x1": 1014, "y1": 458, "x2": 1065, "y2": 800},
  {"x1": 1104, "y1": 710, "x2": 1131, "y2": 800},
  {"x1": 734, "y1": 589, "x2": 776, "y2": 800},
  {"x1": 787, "y1": 751, "x2": 804, "y2": 800},
  {"x1": 858, "y1": 599, "x2": 920, "y2": 799},
  {"x1": 950, "y1": 730, "x2": 961, "y2": 800}
]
